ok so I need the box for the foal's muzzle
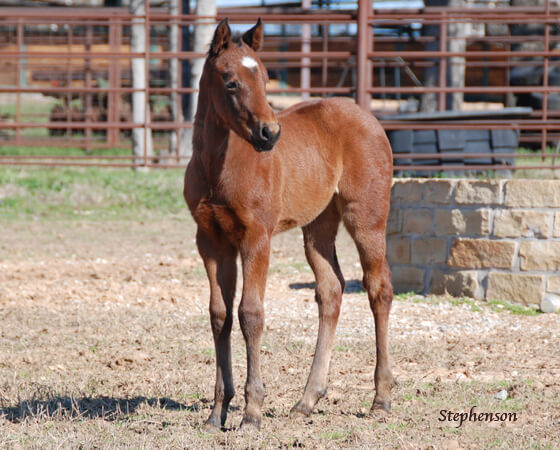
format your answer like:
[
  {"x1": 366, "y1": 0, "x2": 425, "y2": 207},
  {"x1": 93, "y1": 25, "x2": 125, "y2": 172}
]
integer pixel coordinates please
[{"x1": 251, "y1": 122, "x2": 281, "y2": 152}]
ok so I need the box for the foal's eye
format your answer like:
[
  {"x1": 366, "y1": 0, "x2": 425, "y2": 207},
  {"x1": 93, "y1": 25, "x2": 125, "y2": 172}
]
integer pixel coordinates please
[{"x1": 225, "y1": 80, "x2": 239, "y2": 91}]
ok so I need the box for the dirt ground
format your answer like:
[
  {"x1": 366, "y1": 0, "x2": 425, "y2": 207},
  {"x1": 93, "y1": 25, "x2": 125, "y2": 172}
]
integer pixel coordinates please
[{"x1": 0, "y1": 218, "x2": 559, "y2": 448}]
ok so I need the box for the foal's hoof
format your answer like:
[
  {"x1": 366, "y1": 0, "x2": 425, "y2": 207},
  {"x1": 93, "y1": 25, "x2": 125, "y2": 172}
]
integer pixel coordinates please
[
  {"x1": 240, "y1": 415, "x2": 261, "y2": 431},
  {"x1": 202, "y1": 419, "x2": 221, "y2": 433},
  {"x1": 370, "y1": 398, "x2": 392, "y2": 415},
  {"x1": 289, "y1": 402, "x2": 313, "y2": 418}
]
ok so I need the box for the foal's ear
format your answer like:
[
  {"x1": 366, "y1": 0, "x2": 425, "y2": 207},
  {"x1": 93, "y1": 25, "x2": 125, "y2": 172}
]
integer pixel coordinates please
[
  {"x1": 242, "y1": 18, "x2": 264, "y2": 52},
  {"x1": 209, "y1": 18, "x2": 231, "y2": 57}
]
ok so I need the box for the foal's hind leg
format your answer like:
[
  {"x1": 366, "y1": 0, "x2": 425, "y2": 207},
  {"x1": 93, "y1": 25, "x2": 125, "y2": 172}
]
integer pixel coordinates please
[
  {"x1": 343, "y1": 210, "x2": 395, "y2": 414},
  {"x1": 196, "y1": 230, "x2": 238, "y2": 430},
  {"x1": 291, "y1": 201, "x2": 344, "y2": 417}
]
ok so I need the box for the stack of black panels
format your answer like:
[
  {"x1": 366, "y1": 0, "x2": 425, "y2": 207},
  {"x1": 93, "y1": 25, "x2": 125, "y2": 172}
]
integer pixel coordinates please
[{"x1": 384, "y1": 107, "x2": 531, "y2": 176}]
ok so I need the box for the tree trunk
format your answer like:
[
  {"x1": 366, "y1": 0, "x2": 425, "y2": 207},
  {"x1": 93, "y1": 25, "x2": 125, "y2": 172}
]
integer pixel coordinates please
[
  {"x1": 301, "y1": 0, "x2": 311, "y2": 101},
  {"x1": 181, "y1": 0, "x2": 191, "y2": 121},
  {"x1": 179, "y1": 0, "x2": 216, "y2": 158},
  {"x1": 179, "y1": 0, "x2": 192, "y2": 158},
  {"x1": 189, "y1": 0, "x2": 217, "y2": 122},
  {"x1": 448, "y1": 0, "x2": 466, "y2": 111},
  {"x1": 421, "y1": 0, "x2": 468, "y2": 111},
  {"x1": 169, "y1": 0, "x2": 181, "y2": 159},
  {"x1": 420, "y1": 0, "x2": 440, "y2": 112},
  {"x1": 130, "y1": 0, "x2": 154, "y2": 167}
]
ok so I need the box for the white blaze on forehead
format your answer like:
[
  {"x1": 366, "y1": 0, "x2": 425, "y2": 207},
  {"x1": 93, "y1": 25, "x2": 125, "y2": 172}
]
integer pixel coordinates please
[{"x1": 241, "y1": 56, "x2": 258, "y2": 71}]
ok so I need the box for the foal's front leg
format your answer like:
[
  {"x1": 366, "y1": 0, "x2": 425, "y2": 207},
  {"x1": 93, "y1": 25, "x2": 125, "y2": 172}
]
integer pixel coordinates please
[
  {"x1": 197, "y1": 231, "x2": 238, "y2": 430},
  {"x1": 238, "y1": 227, "x2": 271, "y2": 430}
]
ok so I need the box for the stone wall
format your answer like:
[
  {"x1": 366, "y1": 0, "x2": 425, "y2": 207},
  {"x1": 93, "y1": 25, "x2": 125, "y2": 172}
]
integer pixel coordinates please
[{"x1": 387, "y1": 179, "x2": 560, "y2": 306}]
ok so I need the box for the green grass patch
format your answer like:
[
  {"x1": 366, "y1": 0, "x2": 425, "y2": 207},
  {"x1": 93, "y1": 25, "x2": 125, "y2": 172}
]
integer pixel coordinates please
[
  {"x1": 487, "y1": 299, "x2": 541, "y2": 316},
  {"x1": 333, "y1": 344, "x2": 350, "y2": 353},
  {"x1": 319, "y1": 430, "x2": 351, "y2": 441},
  {"x1": 449, "y1": 297, "x2": 484, "y2": 312},
  {"x1": 0, "y1": 145, "x2": 131, "y2": 157},
  {"x1": 269, "y1": 260, "x2": 311, "y2": 275},
  {"x1": 0, "y1": 167, "x2": 186, "y2": 220},
  {"x1": 396, "y1": 294, "x2": 541, "y2": 316},
  {"x1": 394, "y1": 291, "x2": 419, "y2": 301}
]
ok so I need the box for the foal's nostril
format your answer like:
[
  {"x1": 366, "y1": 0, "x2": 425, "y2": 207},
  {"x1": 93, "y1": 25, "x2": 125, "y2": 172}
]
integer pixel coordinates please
[{"x1": 260, "y1": 125, "x2": 273, "y2": 142}]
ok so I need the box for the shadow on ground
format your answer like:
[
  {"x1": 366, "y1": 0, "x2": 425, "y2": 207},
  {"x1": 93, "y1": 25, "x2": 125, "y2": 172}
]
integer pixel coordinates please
[
  {"x1": 289, "y1": 279, "x2": 364, "y2": 294},
  {"x1": 0, "y1": 396, "x2": 192, "y2": 423}
]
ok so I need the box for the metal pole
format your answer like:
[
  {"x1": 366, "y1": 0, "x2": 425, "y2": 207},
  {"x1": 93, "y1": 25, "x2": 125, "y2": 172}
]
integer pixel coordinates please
[
  {"x1": 438, "y1": 11, "x2": 448, "y2": 111},
  {"x1": 67, "y1": 25, "x2": 73, "y2": 141},
  {"x1": 356, "y1": 0, "x2": 372, "y2": 109},
  {"x1": 144, "y1": 0, "x2": 150, "y2": 167},
  {"x1": 301, "y1": 0, "x2": 311, "y2": 101},
  {"x1": 322, "y1": 20, "x2": 328, "y2": 98},
  {"x1": 16, "y1": 19, "x2": 23, "y2": 146},
  {"x1": 109, "y1": 19, "x2": 120, "y2": 148},
  {"x1": 85, "y1": 24, "x2": 93, "y2": 152},
  {"x1": 542, "y1": 0, "x2": 550, "y2": 157}
]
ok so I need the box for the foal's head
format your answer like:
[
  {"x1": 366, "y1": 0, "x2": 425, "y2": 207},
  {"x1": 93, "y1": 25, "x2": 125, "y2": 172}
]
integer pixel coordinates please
[{"x1": 204, "y1": 18, "x2": 281, "y2": 152}]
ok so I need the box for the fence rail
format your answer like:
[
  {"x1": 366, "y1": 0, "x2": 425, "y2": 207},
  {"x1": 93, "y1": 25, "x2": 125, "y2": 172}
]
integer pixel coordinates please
[{"x1": 0, "y1": 0, "x2": 559, "y2": 172}]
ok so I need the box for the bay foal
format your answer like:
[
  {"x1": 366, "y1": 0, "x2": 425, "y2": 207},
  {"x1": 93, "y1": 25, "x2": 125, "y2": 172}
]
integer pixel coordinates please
[{"x1": 184, "y1": 18, "x2": 395, "y2": 430}]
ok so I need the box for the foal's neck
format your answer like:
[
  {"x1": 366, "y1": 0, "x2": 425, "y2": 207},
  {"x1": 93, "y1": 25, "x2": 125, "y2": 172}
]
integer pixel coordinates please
[
  {"x1": 192, "y1": 67, "x2": 232, "y2": 188},
  {"x1": 193, "y1": 69, "x2": 229, "y2": 157}
]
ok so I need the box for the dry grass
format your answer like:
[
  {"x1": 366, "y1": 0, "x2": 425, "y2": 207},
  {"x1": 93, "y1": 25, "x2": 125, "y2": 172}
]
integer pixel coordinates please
[{"x1": 1, "y1": 219, "x2": 559, "y2": 448}]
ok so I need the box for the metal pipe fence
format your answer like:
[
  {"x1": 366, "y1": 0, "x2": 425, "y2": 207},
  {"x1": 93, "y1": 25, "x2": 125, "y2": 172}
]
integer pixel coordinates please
[{"x1": 0, "y1": 1, "x2": 558, "y2": 173}]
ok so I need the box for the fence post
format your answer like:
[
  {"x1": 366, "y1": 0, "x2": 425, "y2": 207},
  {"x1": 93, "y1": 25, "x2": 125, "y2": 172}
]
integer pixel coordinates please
[
  {"x1": 108, "y1": 18, "x2": 121, "y2": 148},
  {"x1": 301, "y1": 0, "x2": 311, "y2": 101},
  {"x1": 542, "y1": 0, "x2": 550, "y2": 156},
  {"x1": 438, "y1": 11, "x2": 447, "y2": 111},
  {"x1": 356, "y1": 0, "x2": 372, "y2": 109},
  {"x1": 16, "y1": 18, "x2": 23, "y2": 146}
]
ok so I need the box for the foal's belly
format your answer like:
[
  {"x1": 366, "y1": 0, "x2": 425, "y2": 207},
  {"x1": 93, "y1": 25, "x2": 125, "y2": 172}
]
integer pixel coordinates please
[
  {"x1": 274, "y1": 175, "x2": 338, "y2": 234},
  {"x1": 273, "y1": 143, "x2": 341, "y2": 234}
]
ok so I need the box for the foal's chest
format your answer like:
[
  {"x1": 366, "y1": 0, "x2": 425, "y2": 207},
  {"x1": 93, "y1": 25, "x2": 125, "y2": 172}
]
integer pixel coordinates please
[{"x1": 193, "y1": 195, "x2": 247, "y2": 245}]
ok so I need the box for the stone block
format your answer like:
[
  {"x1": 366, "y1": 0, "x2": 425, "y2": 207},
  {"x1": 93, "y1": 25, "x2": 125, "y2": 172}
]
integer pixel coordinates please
[
  {"x1": 391, "y1": 180, "x2": 423, "y2": 204},
  {"x1": 387, "y1": 208, "x2": 402, "y2": 235},
  {"x1": 519, "y1": 241, "x2": 560, "y2": 271},
  {"x1": 435, "y1": 209, "x2": 465, "y2": 235},
  {"x1": 434, "y1": 209, "x2": 490, "y2": 236},
  {"x1": 448, "y1": 238, "x2": 516, "y2": 269},
  {"x1": 391, "y1": 266, "x2": 425, "y2": 293},
  {"x1": 541, "y1": 294, "x2": 560, "y2": 313},
  {"x1": 487, "y1": 273, "x2": 544, "y2": 305},
  {"x1": 422, "y1": 180, "x2": 455, "y2": 205},
  {"x1": 504, "y1": 180, "x2": 560, "y2": 207},
  {"x1": 493, "y1": 210, "x2": 550, "y2": 238},
  {"x1": 547, "y1": 276, "x2": 560, "y2": 295},
  {"x1": 430, "y1": 269, "x2": 483, "y2": 299},
  {"x1": 554, "y1": 212, "x2": 560, "y2": 238},
  {"x1": 386, "y1": 237, "x2": 410, "y2": 264},
  {"x1": 403, "y1": 208, "x2": 433, "y2": 234},
  {"x1": 411, "y1": 238, "x2": 447, "y2": 264},
  {"x1": 454, "y1": 180, "x2": 502, "y2": 205},
  {"x1": 464, "y1": 210, "x2": 491, "y2": 236}
]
